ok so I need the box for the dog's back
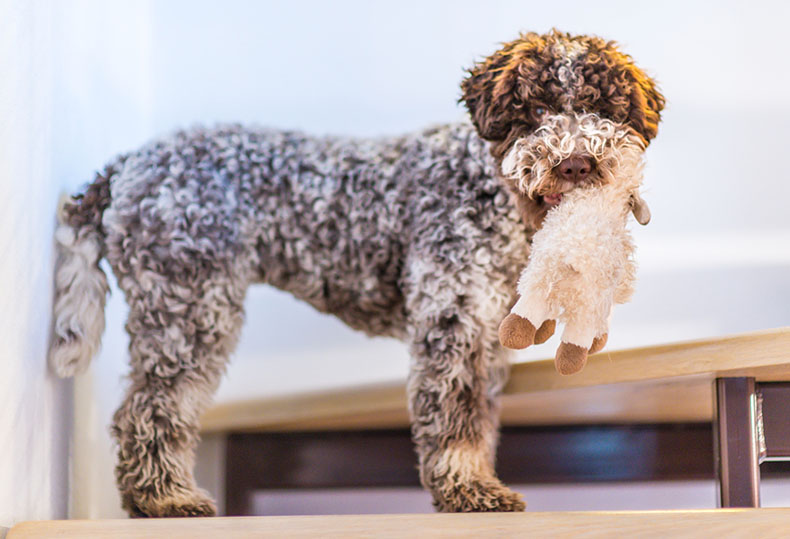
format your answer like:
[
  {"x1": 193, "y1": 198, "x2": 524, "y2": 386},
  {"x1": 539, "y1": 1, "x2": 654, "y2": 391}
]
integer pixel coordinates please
[{"x1": 50, "y1": 121, "x2": 519, "y2": 373}]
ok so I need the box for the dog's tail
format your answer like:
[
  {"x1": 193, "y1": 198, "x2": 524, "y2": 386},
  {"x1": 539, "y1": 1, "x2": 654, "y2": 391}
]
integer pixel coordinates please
[{"x1": 49, "y1": 169, "x2": 113, "y2": 377}]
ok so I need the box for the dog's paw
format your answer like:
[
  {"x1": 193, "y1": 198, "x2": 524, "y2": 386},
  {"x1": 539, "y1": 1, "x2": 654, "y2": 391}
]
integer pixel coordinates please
[
  {"x1": 498, "y1": 314, "x2": 536, "y2": 349},
  {"x1": 157, "y1": 498, "x2": 217, "y2": 518},
  {"x1": 124, "y1": 489, "x2": 217, "y2": 518},
  {"x1": 434, "y1": 478, "x2": 526, "y2": 512}
]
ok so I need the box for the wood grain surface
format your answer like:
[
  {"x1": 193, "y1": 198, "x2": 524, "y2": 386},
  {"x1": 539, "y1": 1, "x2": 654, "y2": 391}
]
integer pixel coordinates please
[
  {"x1": 10, "y1": 510, "x2": 790, "y2": 538},
  {"x1": 200, "y1": 327, "x2": 790, "y2": 432}
]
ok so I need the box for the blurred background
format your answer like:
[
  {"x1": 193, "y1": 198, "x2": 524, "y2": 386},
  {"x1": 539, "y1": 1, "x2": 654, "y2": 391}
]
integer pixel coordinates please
[{"x1": 1, "y1": 0, "x2": 789, "y2": 525}]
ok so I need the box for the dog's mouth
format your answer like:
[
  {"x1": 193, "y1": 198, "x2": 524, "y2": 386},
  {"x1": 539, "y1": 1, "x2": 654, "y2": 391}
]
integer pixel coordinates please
[
  {"x1": 536, "y1": 177, "x2": 596, "y2": 207},
  {"x1": 542, "y1": 193, "x2": 563, "y2": 206}
]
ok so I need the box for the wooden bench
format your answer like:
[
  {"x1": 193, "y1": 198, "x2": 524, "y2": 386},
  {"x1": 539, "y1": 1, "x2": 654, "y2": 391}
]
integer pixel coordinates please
[{"x1": 199, "y1": 328, "x2": 790, "y2": 512}]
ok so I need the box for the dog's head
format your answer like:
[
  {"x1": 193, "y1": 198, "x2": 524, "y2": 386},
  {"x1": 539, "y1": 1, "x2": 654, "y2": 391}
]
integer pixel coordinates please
[{"x1": 461, "y1": 30, "x2": 664, "y2": 227}]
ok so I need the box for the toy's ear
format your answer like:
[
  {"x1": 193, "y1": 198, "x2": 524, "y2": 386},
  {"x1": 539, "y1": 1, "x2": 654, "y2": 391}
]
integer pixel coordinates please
[
  {"x1": 629, "y1": 193, "x2": 651, "y2": 225},
  {"x1": 626, "y1": 65, "x2": 665, "y2": 145}
]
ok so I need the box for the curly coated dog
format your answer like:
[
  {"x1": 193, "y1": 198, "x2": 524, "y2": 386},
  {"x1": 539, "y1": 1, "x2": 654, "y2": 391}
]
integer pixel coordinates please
[{"x1": 50, "y1": 30, "x2": 664, "y2": 516}]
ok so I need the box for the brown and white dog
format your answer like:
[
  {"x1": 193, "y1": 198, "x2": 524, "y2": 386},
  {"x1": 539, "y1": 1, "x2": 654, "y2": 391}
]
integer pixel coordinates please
[{"x1": 50, "y1": 30, "x2": 663, "y2": 515}]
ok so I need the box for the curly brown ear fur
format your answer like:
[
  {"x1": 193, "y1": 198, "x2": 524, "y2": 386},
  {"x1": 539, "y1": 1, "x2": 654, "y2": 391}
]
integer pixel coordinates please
[
  {"x1": 461, "y1": 31, "x2": 665, "y2": 149},
  {"x1": 460, "y1": 33, "x2": 544, "y2": 142},
  {"x1": 624, "y1": 64, "x2": 665, "y2": 145},
  {"x1": 582, "y1": 42, "x2": 665, "y2": 146}
]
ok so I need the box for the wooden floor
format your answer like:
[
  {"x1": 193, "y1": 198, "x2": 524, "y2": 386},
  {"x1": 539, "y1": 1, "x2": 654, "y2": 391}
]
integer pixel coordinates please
[{"x1": 9, "y1": 510, "x2": 790, "y2": 538}]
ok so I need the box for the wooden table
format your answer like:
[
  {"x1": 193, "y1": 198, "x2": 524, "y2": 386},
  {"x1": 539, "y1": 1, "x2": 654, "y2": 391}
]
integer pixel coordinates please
[
  {"x1": 8, "y1": 329, "x2": 790, "y2": 537},
  {"x1": 200, "y1": 328, "x2": 790, "y2": 512}
]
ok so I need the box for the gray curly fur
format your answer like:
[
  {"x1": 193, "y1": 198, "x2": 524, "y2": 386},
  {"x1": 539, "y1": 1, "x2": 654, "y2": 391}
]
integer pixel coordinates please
[
  {"x1": 52, "y1": 122, "x2": 530, "y2": 516},
  {"x1": 50, "y1": 30, "x2": 662, "y2": 516}
]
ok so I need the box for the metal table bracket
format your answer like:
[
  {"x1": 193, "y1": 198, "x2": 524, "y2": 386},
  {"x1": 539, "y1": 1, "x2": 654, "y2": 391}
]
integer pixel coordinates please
[{"x1": 715, "y1": 378, "x2": 790, "y2": 507}]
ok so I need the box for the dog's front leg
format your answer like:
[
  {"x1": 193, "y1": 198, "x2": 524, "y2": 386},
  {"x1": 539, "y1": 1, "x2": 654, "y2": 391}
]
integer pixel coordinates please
[{"x1": 406, "y1": 306, "x2": 525, "y2": 512}]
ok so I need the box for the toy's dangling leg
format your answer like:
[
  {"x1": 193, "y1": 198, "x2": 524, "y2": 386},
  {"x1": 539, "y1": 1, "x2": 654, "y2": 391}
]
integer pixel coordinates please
[
  {"x1": 499, "y1": 295, "x2": 554, "y2": 350},
  {"x1": 499, "y1": 315, "x2": 555, "y2": 349},
  {"x1": 589, "y1": 333, "x2": 608, "y2": 355},
  {"x1": 534, "y1": 319, "x2": 556, "y2": 344},
  {"x1": 498, "y1": 313, "x2": 536, "y2": 349},
  {"x1": 589, "y1": 308, "x2": 613, "y2": 355},
  {"x1": 555, "y1": 342, "x2": 588, "y2": 375},
  {"x1": 555, "y1": 317, "x2": 597, "y2": 375}
]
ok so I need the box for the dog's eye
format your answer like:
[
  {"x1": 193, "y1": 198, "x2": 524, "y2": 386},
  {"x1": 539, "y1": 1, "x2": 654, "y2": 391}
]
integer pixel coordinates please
[{"x1": 531, "y1": 105, "x2": 551, "y2": 121}]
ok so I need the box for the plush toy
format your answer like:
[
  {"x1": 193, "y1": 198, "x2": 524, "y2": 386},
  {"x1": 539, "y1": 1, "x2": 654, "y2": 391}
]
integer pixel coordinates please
[{"x1": 498, "y1": 178, "x2": 650, "y2": 375}]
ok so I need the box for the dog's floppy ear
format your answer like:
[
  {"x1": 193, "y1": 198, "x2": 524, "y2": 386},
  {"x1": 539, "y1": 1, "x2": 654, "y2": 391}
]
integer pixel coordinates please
[
  {"x1": 626, "y1": 65, "x2": 665, "y2": 145},
  {"x1": 460, "y1": 34, "x2": 542, "y2": 142},
  {"x1": 461, "y1": 55, "x2": 518, "y2": 141},
  {"x1": 629, "y1": 192, "x2": 651, "y2": 225}
]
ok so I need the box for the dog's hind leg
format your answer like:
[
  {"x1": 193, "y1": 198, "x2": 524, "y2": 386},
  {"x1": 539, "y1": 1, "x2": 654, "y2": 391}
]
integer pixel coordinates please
[
  {"x1": 111, "y1": 265, "x2": 248, "y2": 517},
  {"x1": 406, "y1": 284, "x2": 525, "y2": 512}
]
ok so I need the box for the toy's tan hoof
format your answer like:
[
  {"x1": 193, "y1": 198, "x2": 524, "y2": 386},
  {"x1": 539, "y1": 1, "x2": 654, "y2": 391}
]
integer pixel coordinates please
[
  {"x1": 555, "y1": 342, "x2": 588, "y2": 375},
  {"x1": 534, "y1": 319, "x2": 556, "y2": 344},
  {"x1": 499, "y1": 314, "x2": 536, "y2": 349},
  {"x1": 589, "y1": 333, "x2": 608, "y2": 354}
]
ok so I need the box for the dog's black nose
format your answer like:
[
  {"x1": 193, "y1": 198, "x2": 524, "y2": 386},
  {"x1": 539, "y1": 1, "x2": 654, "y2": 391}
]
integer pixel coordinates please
[{"x1": 556, "y1": 155, "x2": 593, "y2": 182}]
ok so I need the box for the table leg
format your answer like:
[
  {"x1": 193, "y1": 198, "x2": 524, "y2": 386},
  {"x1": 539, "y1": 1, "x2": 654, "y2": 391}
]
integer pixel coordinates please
[{"x1": 714, "y1": 377, "x2": 761, "y2": 508}]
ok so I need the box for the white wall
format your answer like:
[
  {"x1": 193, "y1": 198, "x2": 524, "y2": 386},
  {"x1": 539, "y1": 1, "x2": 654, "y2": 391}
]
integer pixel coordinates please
[
  {"x1": 1, "y1": 0, "x2": 155, "y2": 524},
  {"x1": 48, "y1": 0, "x2": 156, "y2": 520},
  {"x1": 0, "y1": 0, "x2": 68, "y2": 527},
  {"x1": 3, "y1": 0, "x2": 789, "y2": 522}
]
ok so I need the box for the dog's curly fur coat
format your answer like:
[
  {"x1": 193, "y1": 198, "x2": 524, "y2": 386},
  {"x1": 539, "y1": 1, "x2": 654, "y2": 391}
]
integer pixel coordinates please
[{"x1": 50, "y1": 30, "x2": 663, "y2": 516}]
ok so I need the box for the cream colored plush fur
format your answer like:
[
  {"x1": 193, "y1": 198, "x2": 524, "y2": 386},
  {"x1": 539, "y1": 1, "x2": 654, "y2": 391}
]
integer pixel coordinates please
[{"x1": 511, "y1": 182, "x2": 639, "y2": 346}]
